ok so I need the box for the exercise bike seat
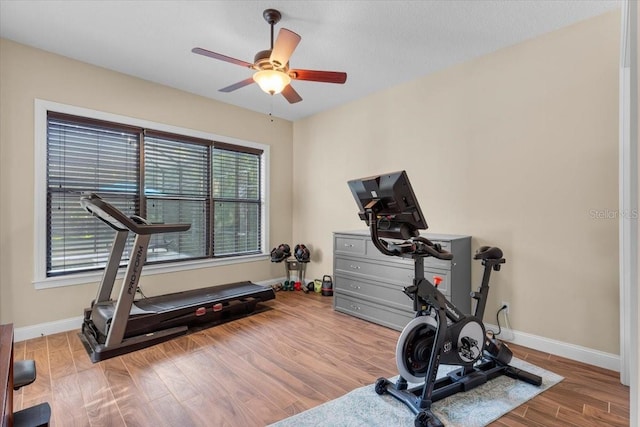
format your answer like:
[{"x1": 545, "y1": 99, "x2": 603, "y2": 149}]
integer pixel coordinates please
[{"x1": 474, "y1": 246, "x2": 503, "y2": 260}]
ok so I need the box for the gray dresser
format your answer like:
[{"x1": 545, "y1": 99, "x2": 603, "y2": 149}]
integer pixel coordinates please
[{"x1": 333, "y1": 230, "x2": 471, "y2": 331}]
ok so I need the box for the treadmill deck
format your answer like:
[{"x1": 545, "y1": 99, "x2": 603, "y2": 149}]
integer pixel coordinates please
[{"x1": 133, "y1": 281, "x2": 273, "y2": 313}]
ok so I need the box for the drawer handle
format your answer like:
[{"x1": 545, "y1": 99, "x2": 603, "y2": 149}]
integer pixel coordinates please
[
  {"x1": 349, "y1": 304, "x2": 361, "y2": 310},
  {"x1": 344, "y1": 243, "x2": 354, "y2": 248},
  {"x1": 349, "y1": 284, "x2": 361, "y2": 290},
  {"x1": 349, "y1": 264, "x2": 361, "y2": 269}
]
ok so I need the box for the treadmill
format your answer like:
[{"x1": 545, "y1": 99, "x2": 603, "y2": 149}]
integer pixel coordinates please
[{"x1": 78, "y1": 193, "x2": 276, "y2": 362}]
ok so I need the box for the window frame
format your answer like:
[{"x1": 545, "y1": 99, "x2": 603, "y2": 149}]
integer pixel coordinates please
[{"x1": 34, "y1": 99, "x2": 270, "y2": 289}]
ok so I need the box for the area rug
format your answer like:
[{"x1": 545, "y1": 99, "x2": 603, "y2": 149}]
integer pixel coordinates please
[{"x1": 269, "y1": 358, "x2": 563, "y2": 427}]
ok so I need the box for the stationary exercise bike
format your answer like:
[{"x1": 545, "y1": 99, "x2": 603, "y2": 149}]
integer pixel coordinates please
[{"x1": 348, "y1": 171, "x2": 541, "y2": 427}]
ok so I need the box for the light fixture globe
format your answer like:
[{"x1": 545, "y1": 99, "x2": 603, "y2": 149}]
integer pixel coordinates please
[{"x1": 253, "y1": 69, "x2": 291, "y2": 95}]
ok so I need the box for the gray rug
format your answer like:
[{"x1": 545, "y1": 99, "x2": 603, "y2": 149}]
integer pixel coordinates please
[{"x1": 269, "y1": 358, "x2": 563, "y2": 427}]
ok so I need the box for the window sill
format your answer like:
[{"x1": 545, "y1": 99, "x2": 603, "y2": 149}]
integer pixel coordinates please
[{"x1": 33, "y1": 253, "x2": 270, "y2": 289}]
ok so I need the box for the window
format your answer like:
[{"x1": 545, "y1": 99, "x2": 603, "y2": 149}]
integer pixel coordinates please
[
  {"x1": 144, "y1": 132, "x2": 210, "y2": 262},
  {"x1": 37, "y1": 103, "x2": 268, "y2": 284},
  {"x1": 212, "y1": 144, "x2": 262, "y2": 256}
]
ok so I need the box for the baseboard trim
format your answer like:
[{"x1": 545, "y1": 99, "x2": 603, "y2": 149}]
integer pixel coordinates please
[
  {"x1": 14, "y1": 316, "x2": 84, "y2": 342},
  {"x1": 486, "y1": 323, "x2": 620, "y2": 372}
]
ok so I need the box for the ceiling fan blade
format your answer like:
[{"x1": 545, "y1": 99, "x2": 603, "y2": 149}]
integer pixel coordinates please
[
  {"x1": 281, "y1": 84, "x2": 302, "y2": 104},
  {"x1": 270, "y1": 28, "x2": 301, "y2": 68},
  {"x1": 219, "y1": 78, "x2": 255, "y2": 93},
  {"x1": 192, "y1": 47, "x2": 253, "y2": 68},
  {"x1": 289, "y1": 69, "x2": 347, "y2": 84}
]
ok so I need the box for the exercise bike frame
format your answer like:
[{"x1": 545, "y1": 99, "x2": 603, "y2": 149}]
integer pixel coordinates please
[{"x1": 368, "y1": 211, "x2": 542, "y2": 427}]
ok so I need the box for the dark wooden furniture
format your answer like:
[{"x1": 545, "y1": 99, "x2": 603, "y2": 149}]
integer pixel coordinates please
[
  {"x1": 1, "y1": 324, "x2": 14, "y2": 427},
  {"x1": 0, "y1": 324, "x2": 50, "y2": 427}
]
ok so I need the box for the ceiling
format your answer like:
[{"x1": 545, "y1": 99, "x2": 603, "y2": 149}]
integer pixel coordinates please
[{"x1": 0, "y1": 0, "x2": 621, "y2": 121}]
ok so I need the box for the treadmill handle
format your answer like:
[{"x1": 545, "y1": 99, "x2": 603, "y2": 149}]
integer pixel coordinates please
[{"x1": 80, "y1": 193, "x2": 191, "y2": 235}]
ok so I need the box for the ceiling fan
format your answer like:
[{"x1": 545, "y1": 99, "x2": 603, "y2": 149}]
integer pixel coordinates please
[{"x1": 192, "y1": 8, "x2": 347, "y2": 104}]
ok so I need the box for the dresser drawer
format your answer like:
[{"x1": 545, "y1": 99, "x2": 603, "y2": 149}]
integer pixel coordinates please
[
  {"x1": 334, "y1": 293, "x2": 413, "y2": 331},
  {"x1": 335, "y1": 256, "x2": 414, "y2": 285},
  {"x1": 333, "y1": 274, "x2": 415, "y2": 311},
  {"x1": 335, "y1": 256, "x2": 452, "y2": 296},
  {"x1": 335, "y1": 235, "x2": 366, "y2": 256}
]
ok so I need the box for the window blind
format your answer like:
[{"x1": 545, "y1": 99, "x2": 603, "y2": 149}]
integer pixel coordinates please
[
  {"x1": 144, "y1": 133, "x2": 209, "y2": 261},
  {"x1": 47, "y1": 114, "x2": 140, "y2": 275},
  {"x1": 212, "y1": 146, "x2": 262, "y2": 256}
]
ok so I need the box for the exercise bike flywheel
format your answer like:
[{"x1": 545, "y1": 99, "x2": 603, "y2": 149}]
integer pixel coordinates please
[{"x1": 396, "y1": 315, "x2": 438, "y2": 383}]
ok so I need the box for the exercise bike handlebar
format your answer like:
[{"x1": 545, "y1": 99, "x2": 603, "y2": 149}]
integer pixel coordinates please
[
  {"x1": 367, "y1": 211, "x2": 398, "y2": 257},
  {"x1": 366, "y1": 212, "x2": 454, "y2": 261},
  {"x1": 418, "y1": 242, "x2": 453, "y2": 260},
  {"x1": 412, "y1": 236, "x2": 454, "y2": 260},
  {"x1": 80, "y1": 193, "x2": 191, "y2": 235}
]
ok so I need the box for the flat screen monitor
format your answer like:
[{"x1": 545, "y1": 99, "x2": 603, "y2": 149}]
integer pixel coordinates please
[{"x1": 348, "y1": 170, "x2": 428, "y2": 239}]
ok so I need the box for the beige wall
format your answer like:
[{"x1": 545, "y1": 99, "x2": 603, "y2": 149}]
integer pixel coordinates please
[
  {"x1": 292, "y1": 11, "x2": 621, "y2": 354},
  {"x1": 0, "y1": 10, "x2": 625, "y2": 357},
  {"x1": 0, "y1": 39, "x2": 294, "y2": 327}
]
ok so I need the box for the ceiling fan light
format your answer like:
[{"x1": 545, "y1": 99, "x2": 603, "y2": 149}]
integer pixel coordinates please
[{"x1": 253, "y1": 69, "x2": 291, "y2": 95}]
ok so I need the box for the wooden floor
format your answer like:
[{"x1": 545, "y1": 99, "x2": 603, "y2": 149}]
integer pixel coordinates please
[{"x1": 13, "y1": 291, "x2": 629, "y2": 426}]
